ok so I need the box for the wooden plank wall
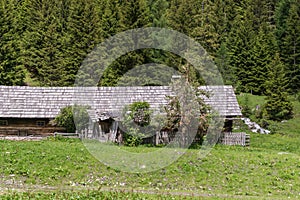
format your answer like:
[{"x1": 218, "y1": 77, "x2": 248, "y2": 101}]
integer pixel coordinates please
[{"x1": 219, "y1": 132, "x2": 250, "y2": 146}]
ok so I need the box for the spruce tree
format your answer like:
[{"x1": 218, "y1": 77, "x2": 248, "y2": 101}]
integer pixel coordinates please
[
  {"x1": 148, "y1": 0, "x2": 169, "y2": 28},
  {"x1": 226, "y1": 2, "x2": 277, "y2": 95},
  {"x1": 65, "y1": 0, "x2": 102, "y2": 86},
  {"x1": 263, "y1": 53, "x2": 293, "y2": 121},
  {"x1": 226, "y1": 11, "x2": 255, "y2": 93},
  {"x1": 275, "y1": 0, "x2": 291, "y2": 49},
  {"x1": 165, "y1": 0, "x2": 206, "y2": 86},
  {"x1": 166, "y1": 0, "x2": 194, "y2": 35},
  {"x1": 0, "y1": 0, "x2": 25, "y2": 85},
  {"x1": 100, "y1": 0, "x2": 122, "y2": 39},
  {"x1": 249, "y1": 0, "x2": 276, "y2": 31},
  {"x1": 99, "y1": 0, "x2": 152, "y2": 86},
  {"x1": 191, "y1": 0, "x2": 219, "y2": 57},
  {"x1": 21, "y1": 0, "x2": 70, "y2": 86},
  {"x1": 281, "y1": 1, "x2": 300, "y2": 93},
  {"x1": 215, "y1": 42, "x2": 233, "y2": 85},
  {"x1": 248, "y1": 25, "x2": 277, "y2": 94},
  {"x1": 120, "y1": 0, "x2": 152, "y2": 30}
]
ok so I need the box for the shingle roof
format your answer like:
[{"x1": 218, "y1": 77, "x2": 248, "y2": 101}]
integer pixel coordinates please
[
  {"x1": 0, "y1": 85, "x2": 241, "y2": 119},
  {"x1": 199, "y1": 85, "x2": 242, "y2": 117}
]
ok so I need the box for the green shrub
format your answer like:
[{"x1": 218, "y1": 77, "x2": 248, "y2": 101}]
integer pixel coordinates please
[
  {"x1": 122, "y1": 102, "x2": 151, "y2": 146},
  {"x1": 129, "y1": 101, "x2": 151, "y2": 127},
  {"x1": 54, "y1": 105, "x2": 90, "y2": 132},
  {"x1": 259, "y1": 119, "x2": 280, "y2": 134},
  {"x1": 123, "y1": 127, "x2": 143, "y2": 147}
]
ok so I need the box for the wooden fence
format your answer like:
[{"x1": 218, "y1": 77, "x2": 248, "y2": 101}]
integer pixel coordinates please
[
  {"x1": 59, "y1": 129, "x2": 250, "y2": 147},
  {"x1": 219, "y1": 132, "x2": 250, "y2": 146}
]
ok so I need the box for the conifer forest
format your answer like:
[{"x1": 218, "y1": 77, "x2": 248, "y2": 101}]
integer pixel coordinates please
[{"x1": 0, "y1": 0, "x2": 299, "y2": 95}]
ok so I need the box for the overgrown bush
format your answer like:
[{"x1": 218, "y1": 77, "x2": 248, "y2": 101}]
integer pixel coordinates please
[
  {"x1": 163, "y1": 88, "x2": 211, "y2": 146},
  {"x1": 163, "y1": 96, "x2": 181, "y2": 132},
  {"x1": 122, "y1": 102, "x2": 152, "y2": 146},
  {"x1": 54, "y1": 105, "x2": 90, "y2": 133},
  {"x1": 129, "y1": 102, "x2": 151, "y2": 127},
  {"x1": 122, "y1": 127, "x2": 143, "y2": 147}
]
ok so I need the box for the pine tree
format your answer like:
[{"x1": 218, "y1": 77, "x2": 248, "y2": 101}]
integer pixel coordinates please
[
  {"x1": 148, "y1": 0, "x2": 169, "y2": 28},
  {"x1": 65, "y1": 0, "x2": 103, "y2": 86},
  {"x1": 215, "y1": 42, "x2": 233, "y2": 85},
  {"x1": 99, "y1": 0, "x2": 152, "y2": 86},
  {"x1": 0, "y1": 0, "x2": 25, "y2": 85},
  {"x1": 190, "y1": 0, "x2": 220, "y2": 57},
  {"x1": 263, "y1": 53, "x2": 293, "y2": 121},
  {"x1": 21, "y1": 0, "x2": 70, "y2": 86},
  {"x1": 248, "y1": 25, "x2": 277, "y2": 94},
  {"x1": 281, "y1": 1, "x2": 300, "y2": 93},
  {"x1": 100, "y1": 0, "x2": 122, "y2": 39},
  {"x1": 226, "y1": 10, "x2": 255, "y2": 93}
]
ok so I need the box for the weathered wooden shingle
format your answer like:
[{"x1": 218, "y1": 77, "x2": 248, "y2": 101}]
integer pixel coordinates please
[
  {"x1": 0, "y1": 85, "x2": 241, "y2": 118},
  {"x1": 199, "y1": 85, "x2": 242, "y2": 117}
]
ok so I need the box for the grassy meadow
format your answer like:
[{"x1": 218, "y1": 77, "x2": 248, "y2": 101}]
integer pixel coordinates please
[{"x1": 0, "y1": 94, "x2": 299, "y2": 199}]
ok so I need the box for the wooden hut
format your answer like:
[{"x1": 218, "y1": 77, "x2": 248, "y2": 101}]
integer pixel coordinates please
[
  {"x1": 199, "y1": 85, "x2": 242, "y2": 132},
  {"x1": 87, "y1": 85, "x2": 243, "y2": 144},
  {"x1": 0, "y1": 86, "x2": 171, "y2": 136},
  {"x1": 0, "y1": 85, "x2": 242, "y2": 142}
]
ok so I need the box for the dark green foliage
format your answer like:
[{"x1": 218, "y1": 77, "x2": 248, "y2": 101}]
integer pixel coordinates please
[
  {"x1": 148, "y1": 0, "x2": 169, "y2": 27},
  {"x1": 163, "y1": 96, "x2": 181, "y2": 132},
  {"x1": 263, "y1": 53, "x2": 293, "y2": 121},
  {"x1": 0, "y1": 0, "x2": 25, "y2": 85},
  {"x1": 54, "y1": 105, "x2": 90, "y2": 132},
  {"x1": 20, "y1": 0, "x2": 69, "y2": 86},
  {"x1": 241, "y1": 94, "x2": 252, "y2": 117},
  {"x1": 98, "y1": 0, "x2": 152, "y2": 86},
  {"x1": 215, "y1": 42, "x2": 233, "y2": 85},
  {"x1": 226, "y1": 16, "x2": 254, "y2": 93},
  {"x1": 129, "y1": 101, "x2": 151, "y2": 127},
  {"x1": 122, "y1": 101, "x2": 152, "y2": 146},
  {"x1": 54, "y1": 106, "x2": 74, "y2": 132},
  {"x1": 248, "y1": 26, "x2": 276, "y2": 94},
  {"x1": 65, "y1": 0, "x2": 103, "y2": 86},
  {"x1": 280, "y1": 1, "x2": 300, "y2": 93},
  {"x1": 19, "y1": 0, "x2": 104, "y2": 86},
  {"x1": 275, "y1": 0, "x2": 300, "y2": 94},
  {"x1": 101, "y1": 0, "x2": 122, "y2": 38},
  {"x1": 225, "y1": 2, "x2": 278, "y2": 95},
  {"x1": 162, "y1": 87, "x2": 210, "y2": 145},
  {"x1": 0, "y1": 0, "x2": 299, "y2": 124}
]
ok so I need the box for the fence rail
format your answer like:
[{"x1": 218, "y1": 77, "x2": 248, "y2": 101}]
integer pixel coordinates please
[
  {"x1": 54, "y1": 132, "x2": 79, "y2": 138},
  {"x1": 219, "y1": 132, "x2": 250, "y2": 146},
  {"x1": 64, "y1": 129, "x2": 250, "y2": 147}
]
